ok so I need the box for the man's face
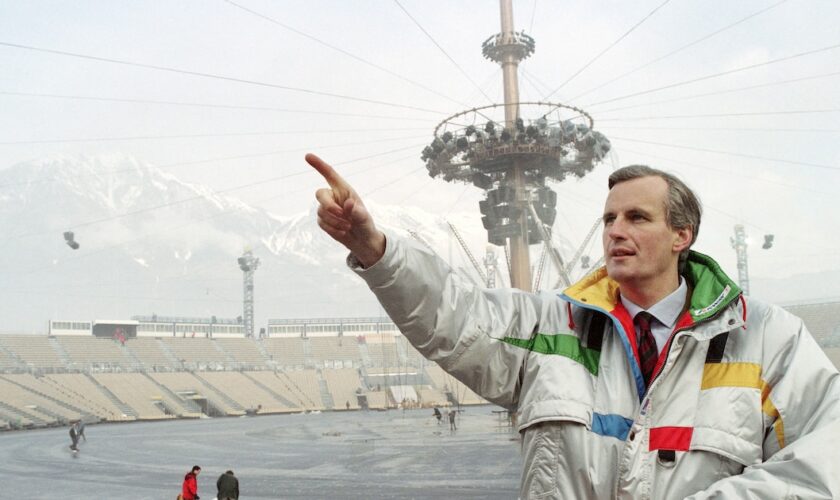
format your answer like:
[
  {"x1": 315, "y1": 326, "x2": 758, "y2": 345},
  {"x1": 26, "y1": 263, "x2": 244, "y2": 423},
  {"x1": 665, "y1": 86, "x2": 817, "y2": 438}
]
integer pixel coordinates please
[{"x1": 602, "y1": 176, "x2": 691, "y2": 291}]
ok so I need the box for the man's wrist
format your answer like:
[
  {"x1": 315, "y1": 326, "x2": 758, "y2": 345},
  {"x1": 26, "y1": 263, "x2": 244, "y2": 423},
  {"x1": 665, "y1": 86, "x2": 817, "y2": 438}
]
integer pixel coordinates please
[{"x1": 352, "y1": 231, "x2": 386, "y2": 268}]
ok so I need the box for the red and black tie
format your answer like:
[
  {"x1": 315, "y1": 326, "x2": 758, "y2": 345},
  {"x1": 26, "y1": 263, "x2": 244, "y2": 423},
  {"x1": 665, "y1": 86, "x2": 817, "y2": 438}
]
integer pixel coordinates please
[{"x1": 634, "y1": 312, "x2": 658, "y2": 387}]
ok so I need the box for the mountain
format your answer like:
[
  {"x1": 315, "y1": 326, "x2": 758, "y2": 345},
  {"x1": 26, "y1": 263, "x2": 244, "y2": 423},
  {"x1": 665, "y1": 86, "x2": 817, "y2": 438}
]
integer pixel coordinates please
[
  {"x1": 3, "y1": 154, "x2": 834, "y2": 334},
  {"x1": 0, "y1": 154, "x2": 577, "y2": 333}
]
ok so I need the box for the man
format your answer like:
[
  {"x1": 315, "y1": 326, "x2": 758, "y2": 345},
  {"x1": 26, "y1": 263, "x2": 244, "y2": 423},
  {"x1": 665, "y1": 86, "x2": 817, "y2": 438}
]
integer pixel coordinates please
[
  {"x1": 76, "y1": 420, "x2": 86, "y2": 442},
  {"x1": 181, "y1": 465, "x2": 201, "y2": 500},
  {"x1": 68, "y1": 422, "x2": 79, "y2": 452},
  {"x1": 216, "y1": 470, "x2": 239, "y2": 500},
  {"x1": 308, "y1": 153, "x2": 840, "y2": 498}
]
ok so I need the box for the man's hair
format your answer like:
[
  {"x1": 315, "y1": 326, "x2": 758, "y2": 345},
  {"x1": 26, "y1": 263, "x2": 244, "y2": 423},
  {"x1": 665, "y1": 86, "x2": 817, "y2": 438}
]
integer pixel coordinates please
[
  {"x1": 191, "y1": 465, "x2": 201, "y2": 472},
  {"x1": 226, "y1": 470, "x2": 234, "y2": 475},
  {"x1": 608, "y1": 165, "x2": 702, "y2": 272}
]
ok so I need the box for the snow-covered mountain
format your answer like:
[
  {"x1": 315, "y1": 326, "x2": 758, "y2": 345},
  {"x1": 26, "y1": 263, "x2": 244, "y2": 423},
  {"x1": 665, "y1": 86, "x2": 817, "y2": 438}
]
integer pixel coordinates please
[{"x1": 0, "y1": 154, "x2": 578, "y2": 333}]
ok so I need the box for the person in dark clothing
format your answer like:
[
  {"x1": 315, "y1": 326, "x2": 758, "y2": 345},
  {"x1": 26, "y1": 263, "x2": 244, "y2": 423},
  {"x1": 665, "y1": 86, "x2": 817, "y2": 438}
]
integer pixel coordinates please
[
  {"x1": 182, "y1": 465, "x2": 201, "y2": 500},
  {"x1": 448, "y1": 409, "x2": 457, "y2": 431},
  {"x1": 216, "y1": 470, "x2": 239, "y2": 500},
  {"x1": 433, "y1": 407, "x2": 442, "y2": 424},
  {"x1": 68, "y1": 423, "x2": 79, "y2": 451}
]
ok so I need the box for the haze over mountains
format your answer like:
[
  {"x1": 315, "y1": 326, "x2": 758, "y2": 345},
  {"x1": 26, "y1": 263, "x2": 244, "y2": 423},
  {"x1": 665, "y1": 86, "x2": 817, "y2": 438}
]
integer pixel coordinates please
[{"x1": 1, "y1": 155, "x2": 837, "y2": 333}]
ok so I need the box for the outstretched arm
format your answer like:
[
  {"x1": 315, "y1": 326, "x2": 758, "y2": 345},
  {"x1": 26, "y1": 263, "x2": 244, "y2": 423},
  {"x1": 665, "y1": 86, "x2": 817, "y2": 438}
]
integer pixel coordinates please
[{"x1": 306, "y1": 153, "x2": 385, "y2": 268}]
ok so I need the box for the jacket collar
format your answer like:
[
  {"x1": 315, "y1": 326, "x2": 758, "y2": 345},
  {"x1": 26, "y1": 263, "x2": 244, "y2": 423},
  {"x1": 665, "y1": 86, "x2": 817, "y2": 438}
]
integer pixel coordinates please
[{"x1": 563, "y1": 250, "x2": 742, "y2": 328}]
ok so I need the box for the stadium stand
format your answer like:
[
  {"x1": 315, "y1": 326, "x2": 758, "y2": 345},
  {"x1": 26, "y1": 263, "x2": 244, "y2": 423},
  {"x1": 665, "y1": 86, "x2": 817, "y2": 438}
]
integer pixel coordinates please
[
  {"x1": 364, "y1": 334, "x2": 400, "y2": 368},
  {"x1": 56, "y1": 336, "x2": 135, "y2": 370},
  {"x1": 197, "y1": 371, "x2": 293, "y2": 414},
  {"x1": 161, "y1": 337, "x2": 230, "y2": 367},
  {"x1": 149, "y1": 372, "x2": 245, "y2": 416},
  {"x1": 276, "y1": 369, "x2": 325, "y2": 410},
  {"x1": 263, "y1": 338, "x2": 308, "y2": 368},
  {"x1": 0, "y1": 376, "x2": 71, "y2": 427},
  {"x1": 364, "y1": 391, "x2": 390, "y2": 410},
  {"x1": 0, "y1": 335, "x2": 65, "y2": 370},
  {"x1": 322, "y1": 368, "x2": 364, "y2": 409},
  {"x1": 783, "y1": 301, "x2": 840, "y2": 346},
  {"x1": 44, "y1": 373, "x2": 134, "y2": 421},
  {"x1": 92, "y1": 373, "x2": 176, "y2": 420},
  {"x1": 310, "y1": 336, "x2": 361, "y2": 368},
  {"x1": 125, "y1": 337, "x2": 177, "y2": 370},
  {"x1": 215, "y1": 338, "x2": 268, "y2": 367}
]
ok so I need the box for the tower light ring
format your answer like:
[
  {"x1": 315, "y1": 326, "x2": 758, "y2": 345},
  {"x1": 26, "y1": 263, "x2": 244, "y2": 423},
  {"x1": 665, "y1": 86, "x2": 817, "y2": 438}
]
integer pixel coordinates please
[{"x1": 432, "y1": 101, "x2": 594, "y2": 137}]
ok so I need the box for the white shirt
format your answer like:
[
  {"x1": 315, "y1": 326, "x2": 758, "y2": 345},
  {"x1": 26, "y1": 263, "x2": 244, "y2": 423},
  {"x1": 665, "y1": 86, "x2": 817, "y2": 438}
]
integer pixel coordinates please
[{"x1": 620, "y1": 277, "x2": 688, "y2": 354}]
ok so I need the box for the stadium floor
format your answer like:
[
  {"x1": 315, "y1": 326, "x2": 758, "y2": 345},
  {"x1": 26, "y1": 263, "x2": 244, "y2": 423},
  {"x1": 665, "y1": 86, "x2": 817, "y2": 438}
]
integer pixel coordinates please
[{"x1": 0, "y1": 405, "x2": 521, "y2": 499}]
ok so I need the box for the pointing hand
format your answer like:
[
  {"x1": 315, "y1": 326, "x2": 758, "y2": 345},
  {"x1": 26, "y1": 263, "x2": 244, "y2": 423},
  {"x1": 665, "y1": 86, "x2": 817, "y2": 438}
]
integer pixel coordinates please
[{"x1": 306, "y1": 153, "x2": 385, "y2": 267}]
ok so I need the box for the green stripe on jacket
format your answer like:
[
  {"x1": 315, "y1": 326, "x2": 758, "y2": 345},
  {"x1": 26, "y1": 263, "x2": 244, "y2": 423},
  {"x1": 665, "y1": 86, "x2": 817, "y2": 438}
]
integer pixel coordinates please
[{"x1": 503, "y1": 333, "x2": 601, "y2": 376}]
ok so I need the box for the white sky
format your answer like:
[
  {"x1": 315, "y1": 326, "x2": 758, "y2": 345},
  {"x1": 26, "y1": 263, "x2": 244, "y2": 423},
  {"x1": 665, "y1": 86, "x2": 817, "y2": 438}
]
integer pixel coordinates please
[{"x1": 1, "y1": 0, "x2": 839, "y2": 283}]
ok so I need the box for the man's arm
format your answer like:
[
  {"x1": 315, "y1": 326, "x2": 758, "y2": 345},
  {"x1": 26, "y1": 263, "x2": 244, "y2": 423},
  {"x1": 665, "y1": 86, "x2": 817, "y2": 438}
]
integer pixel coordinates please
[
  {"x1": 308, "y1": 154, "x2": 541, "y2": 408},
  {"x1": 688, "y1": 310, "x2": 840, "y2": 499}
]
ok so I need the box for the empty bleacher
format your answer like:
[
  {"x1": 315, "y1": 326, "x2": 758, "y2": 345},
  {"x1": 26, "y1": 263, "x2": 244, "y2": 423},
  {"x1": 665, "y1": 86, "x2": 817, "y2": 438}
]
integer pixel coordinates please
[
  {"x1": 0, "y1": 376, "x2": 77, "y2": 426},
  {"x1": 44, "y1": 373, "x2": 134, "y2": 421},
  {"x1": 161, "y1": 337, "x2": 229, "y2": 366},
  {"x1": 150, "y1": 372, "x2": 245, "y2": 416},
  {"x1": 310, "y1": 337, "x2": 360, "y2": 368},
  {"x1": 126, "y1": 338, "x2": 176, "y2": 370},
  {"x1": 0, "y1": 335, "x2": 65, "y2": 370},
  {"x1": 92, "y1": 373, "x2": 176, "y2": 420},
  {"x1": 56, "y1": 336, "x2": 134, "y2": 370},
  {"x1": 783, "y1": 301, "x2": 840, "y2": 346},
  {"x1": 322, "y1": 368, "x2": 363, "y2": 409},
  {"x1": 197, "y1": 371, "x2": 292, "y2": 414},
  {"x1": 215, "y1": 338, "x2": 268, "y2": 367},
  {"x1": 263, "y1": 338, "x2": 307, "y2": 367},
  {"x1": 365, "y1": 334, "x2": 400, "y2": 367}
]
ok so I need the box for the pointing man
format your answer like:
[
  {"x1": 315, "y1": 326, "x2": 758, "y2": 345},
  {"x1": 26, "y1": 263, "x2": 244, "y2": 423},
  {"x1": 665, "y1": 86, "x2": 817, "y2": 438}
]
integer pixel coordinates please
[{"x1": 308, "y1": 153, "x2": 840, "y2": 499}]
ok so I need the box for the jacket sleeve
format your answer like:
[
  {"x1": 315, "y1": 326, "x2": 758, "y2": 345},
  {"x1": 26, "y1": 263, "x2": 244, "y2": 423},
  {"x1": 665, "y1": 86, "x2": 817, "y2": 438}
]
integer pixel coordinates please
[
  {"x1": 351, "y1": 232, "x2": 545, "y2": 409},
  {"x1": 687, "y1": 306, "x2": 840, "y2": 499}
]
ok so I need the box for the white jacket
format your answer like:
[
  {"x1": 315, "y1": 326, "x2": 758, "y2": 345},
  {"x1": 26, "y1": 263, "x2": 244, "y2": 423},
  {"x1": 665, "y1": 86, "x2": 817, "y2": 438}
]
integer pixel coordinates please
[{"x1": 352, "y1": 233, "x2": 840, "y2": 499}]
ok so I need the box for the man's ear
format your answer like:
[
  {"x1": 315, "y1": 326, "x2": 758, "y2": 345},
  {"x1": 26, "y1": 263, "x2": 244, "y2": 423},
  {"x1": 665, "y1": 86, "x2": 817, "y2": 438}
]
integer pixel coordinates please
[{"x1": 673, "y1": 226, "x2": 692, "y2": 253}]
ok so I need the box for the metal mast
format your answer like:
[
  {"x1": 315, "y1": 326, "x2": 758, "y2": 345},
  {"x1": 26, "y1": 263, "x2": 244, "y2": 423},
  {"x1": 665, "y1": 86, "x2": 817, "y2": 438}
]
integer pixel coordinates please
[
  {"x1": 422, "y1": 0, "x2": 611, "y2": 293},
  {"x1": 730, "y1": 224, "x2": 750, "y2": 295},
  {"x1": 237, "y1": 250, "x2": 260, "y2": 337},
  {"x1": 497, "y1": 0, "x2": 531, "y2": 290}
]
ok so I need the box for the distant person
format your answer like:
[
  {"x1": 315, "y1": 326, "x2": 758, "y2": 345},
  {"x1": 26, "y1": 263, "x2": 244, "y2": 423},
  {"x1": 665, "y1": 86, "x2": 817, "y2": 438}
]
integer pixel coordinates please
[
  {"x1": 77, "y1": 420, "x2": 86, "y2": 442},
  {"x1": 181, "y1": 465, "x2": 201, "y2": 500},
  {"x1": 216, "y1": 470, "x2": 239, "y2": 500},
  {"x1": 433, "y1": 407, "x2": 442, "y2": 424},
  {"x1": 448, "y1": 409, "x2": 457, "y2": 431},
  {"x1": 345, "y1": 400, "x2": 351, "y2": 410},
  {"x1": 68, "y1": 422, "x2": 79, "y2": 451}
]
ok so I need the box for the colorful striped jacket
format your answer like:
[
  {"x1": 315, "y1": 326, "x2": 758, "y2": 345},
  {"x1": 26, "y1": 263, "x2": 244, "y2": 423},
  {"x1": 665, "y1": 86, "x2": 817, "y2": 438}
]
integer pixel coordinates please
[{"x1": 352, "y1": 233, "x2": 840, "y2": 499}]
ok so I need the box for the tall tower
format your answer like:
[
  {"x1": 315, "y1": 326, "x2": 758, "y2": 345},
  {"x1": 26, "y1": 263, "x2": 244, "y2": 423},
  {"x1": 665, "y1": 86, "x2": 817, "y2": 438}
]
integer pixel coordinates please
[
  {"x1": 237, "y1": 250, "x2": 260, "y2": 338},
  {"x1": 730, "y1": 224, "x2": 750, "y2": 295},
  {"x1": 423, "y1": 0, "x2": 611, "y2": 292}
]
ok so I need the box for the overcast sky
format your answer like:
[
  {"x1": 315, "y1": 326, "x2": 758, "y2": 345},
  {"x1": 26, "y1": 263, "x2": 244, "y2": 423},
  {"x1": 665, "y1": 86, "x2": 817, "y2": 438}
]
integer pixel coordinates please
[{"x1": 1, "y1": 0, "x2": 838, "y2": 285}]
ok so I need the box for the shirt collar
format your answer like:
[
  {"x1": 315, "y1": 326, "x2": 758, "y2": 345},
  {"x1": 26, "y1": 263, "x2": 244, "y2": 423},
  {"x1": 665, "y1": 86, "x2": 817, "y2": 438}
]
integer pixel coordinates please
[{"x1": 620, "y1": 276, "x2": 687, "y2": 329}]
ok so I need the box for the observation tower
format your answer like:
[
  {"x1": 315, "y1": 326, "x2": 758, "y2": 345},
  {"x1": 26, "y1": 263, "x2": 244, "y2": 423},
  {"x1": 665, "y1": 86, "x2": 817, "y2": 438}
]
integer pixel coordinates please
[{"x1": 422, "y1": 0, "x2": 611, "y2": 291}]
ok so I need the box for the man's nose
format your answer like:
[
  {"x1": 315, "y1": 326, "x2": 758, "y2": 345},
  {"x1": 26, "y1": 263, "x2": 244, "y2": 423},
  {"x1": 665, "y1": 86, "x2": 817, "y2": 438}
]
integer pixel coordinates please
[{"x1": 607, "y1": 217, "x2": 627, "y2": 240}]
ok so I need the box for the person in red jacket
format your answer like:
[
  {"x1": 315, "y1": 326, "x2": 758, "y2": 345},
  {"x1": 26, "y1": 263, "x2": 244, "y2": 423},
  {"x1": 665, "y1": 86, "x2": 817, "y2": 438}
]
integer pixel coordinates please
[{"x1": 181, "y1": 465, "x2": 201, "y2": 500}]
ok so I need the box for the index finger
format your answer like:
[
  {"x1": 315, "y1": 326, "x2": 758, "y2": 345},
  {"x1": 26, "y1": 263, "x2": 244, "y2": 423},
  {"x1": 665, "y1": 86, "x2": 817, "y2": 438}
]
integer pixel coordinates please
[{"x1": 306, "y1": 153, "x2": 348, "y2": 190}]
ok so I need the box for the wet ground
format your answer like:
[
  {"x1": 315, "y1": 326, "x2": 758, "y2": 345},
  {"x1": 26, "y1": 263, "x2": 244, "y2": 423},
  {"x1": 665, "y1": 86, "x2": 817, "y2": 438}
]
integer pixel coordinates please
[{"x1": 0, "y1": 406, "x2": 521, "y2": 499}]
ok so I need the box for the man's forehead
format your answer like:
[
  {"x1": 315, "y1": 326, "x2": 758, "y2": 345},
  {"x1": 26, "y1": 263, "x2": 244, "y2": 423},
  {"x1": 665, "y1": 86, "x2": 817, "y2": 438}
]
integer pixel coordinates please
[{"x1": 603, "y1": 177, "x2": 668, "y2": 213}]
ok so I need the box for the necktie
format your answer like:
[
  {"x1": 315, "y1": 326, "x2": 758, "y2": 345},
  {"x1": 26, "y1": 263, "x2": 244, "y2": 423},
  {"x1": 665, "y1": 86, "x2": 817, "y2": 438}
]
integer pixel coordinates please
[{"x1": 635, "y1": 312, "x2": 658, "y2": 387}]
